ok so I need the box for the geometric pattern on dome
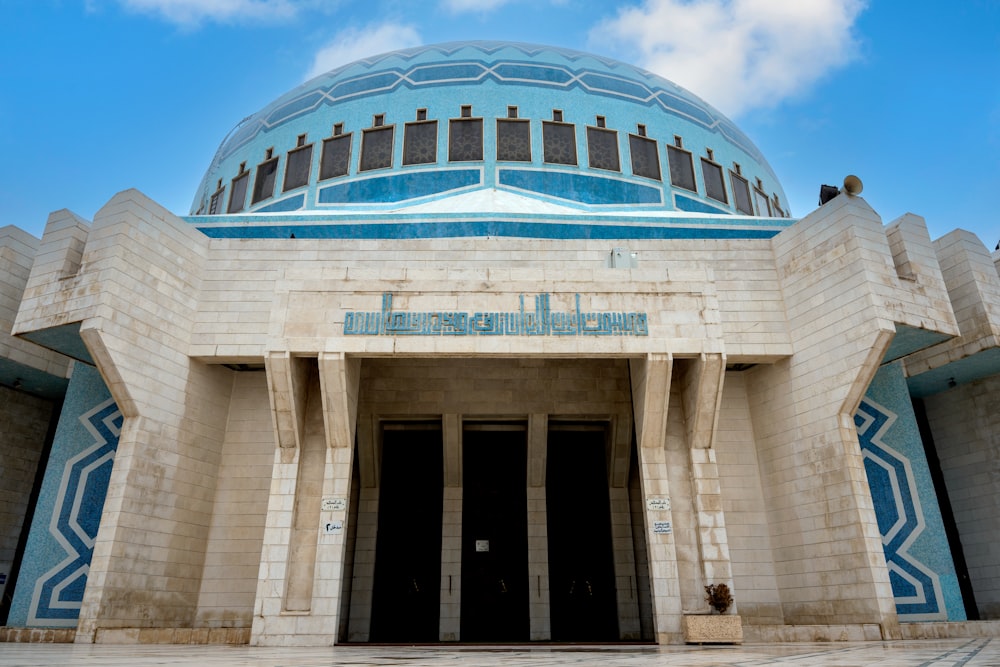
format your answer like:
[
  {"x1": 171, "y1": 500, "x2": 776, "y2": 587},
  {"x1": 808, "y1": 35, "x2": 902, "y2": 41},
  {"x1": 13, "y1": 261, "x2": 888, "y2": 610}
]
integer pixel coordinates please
[{"x1": 211, "y1": 41, "x2": 770, "y2": 178}]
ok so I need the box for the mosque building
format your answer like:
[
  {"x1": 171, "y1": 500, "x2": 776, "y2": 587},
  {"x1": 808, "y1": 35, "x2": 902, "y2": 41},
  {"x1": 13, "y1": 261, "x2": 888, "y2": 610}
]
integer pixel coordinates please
[{"x1": 1, "y1": 41, "x2": 999, "y2": 646}]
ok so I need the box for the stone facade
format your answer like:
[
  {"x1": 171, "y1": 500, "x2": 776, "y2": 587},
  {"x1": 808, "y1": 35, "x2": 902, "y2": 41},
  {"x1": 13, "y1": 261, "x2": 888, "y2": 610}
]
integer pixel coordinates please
[
  {"x1": 0, "y1": 187, "x2": 997, "y2": 644},
  {"x1": 2, "y1": 41, "x2": 999, "y2": 647}
]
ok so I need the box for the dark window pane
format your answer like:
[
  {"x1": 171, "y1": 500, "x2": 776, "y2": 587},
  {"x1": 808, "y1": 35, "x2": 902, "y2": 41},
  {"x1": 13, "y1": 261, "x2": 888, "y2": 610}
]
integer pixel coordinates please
[
  {"x1": 730, "y1": 171, "x2": 753, "y2": 214},
  {"x1": 543, "y1": 121, "x2": 577, "y2": 165},
  {"x1": 403, "y1": 120, "x2": 438, "y2": 165},
  {"x1": 320, "y1": 134, "x2": 351, "y2": 180},
  {"x1": 753, "y1": 188, "x2": 772, "y2": 216},
  {"x1": 228, "y1": 173, "x2": 249, "y2": 213},
  {"x1": 360, "y1": 126, "x2": 394, "y2": 171},
  {"x1": 449, "y1": 118, "x2": 483, "y2": 161},
  {"x1": 282, "y1": 145, "x2": 312, "y2": 192},
  {"x1": 497, "y1": 119, "x2": 530, "y2": 161},
  {"x1": 209, "y1": 187, "x2": 225, "y2": 215},
  {"x1": 251, "y1": 158, "x2": 278, "y2": 204},
  {"x1": 629, "y1": 134, "x2": 660, "y2": 180},
  {"x1": 667, "y1": 145, "x2": 696, "y2": 191},
  {"x1": 587, "y1": 126, "x2": 620, "y2": 172},
  {"x1": 701, "y1": 158, "x2": 727, "y2": 203}
]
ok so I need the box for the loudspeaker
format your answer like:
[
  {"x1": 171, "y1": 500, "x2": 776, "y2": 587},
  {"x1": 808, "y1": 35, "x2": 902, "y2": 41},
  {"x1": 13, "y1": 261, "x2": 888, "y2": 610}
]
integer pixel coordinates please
[{"x1": 842, "y1": 174, "x2": 863, "y2": 196}]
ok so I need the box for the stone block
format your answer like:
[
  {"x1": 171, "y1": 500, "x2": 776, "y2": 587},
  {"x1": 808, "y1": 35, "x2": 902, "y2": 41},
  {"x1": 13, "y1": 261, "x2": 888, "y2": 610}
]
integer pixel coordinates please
[{"x1": 682, "y1": 614, "x2": 743, "y2": 644}]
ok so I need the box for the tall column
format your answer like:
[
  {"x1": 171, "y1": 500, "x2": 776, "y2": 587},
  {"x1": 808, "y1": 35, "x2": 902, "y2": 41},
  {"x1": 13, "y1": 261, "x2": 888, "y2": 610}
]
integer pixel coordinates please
[
  {"x1": 252, "y1": 352, "x2": 359, "y2": 646},
  {"x1": 439, "y1": 413, "x2": 462, "y2": 641},
  {"x1": 629, "y1": 353, "x2": 682, "y2": 644},
  {"x1": 678, "y1": 354, "x2": 735, "y2": 601},
  {"x1": 251, "y1": 352, "x2": 310, "y2": 645},
  {"x1": 312, "y1": 352, "x2": 361, "y2": 640},
  {"x1": 284, "y1": 367, "x2": 324, "y2": 612},
  {"x1": 526, "y1": 413, "x2": 550, "y2": 640}
]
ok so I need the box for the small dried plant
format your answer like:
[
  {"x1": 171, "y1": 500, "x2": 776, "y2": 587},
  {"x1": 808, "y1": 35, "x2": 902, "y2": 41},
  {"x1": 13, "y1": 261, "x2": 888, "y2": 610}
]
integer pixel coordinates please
[{"x1": 704, "y1": 583, "x2": 733, "y2": 614}]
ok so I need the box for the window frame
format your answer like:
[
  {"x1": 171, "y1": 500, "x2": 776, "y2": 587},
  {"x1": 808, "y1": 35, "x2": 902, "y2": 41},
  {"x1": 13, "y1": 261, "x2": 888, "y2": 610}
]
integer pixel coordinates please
[
  {"x1": 666, "y1": 144, "x2": 697, "y2": 192},
  {"x1": 228, "y1": 170, "x2": 250, "y2": 213},
  {"x1": 402, "y1": 118, "x2": 439, "y2": 166},
  {"x1": 541, "y1": 119, "x2": 578, "y2": 166},
  {"x1": 700, "y1": 156, "x2": 728, "y2": 204},
  {"x1": 729, "y1": 169, "x2": 754, "y2": 215},
  {"x1": 448, "y1": 115, "x2": 485, "y2": 162},
  {"x1": 359, "y1": 124, "x2": 395, "y2": 172},
  {"x1": 753, "y1": 186, "x2": 772, "y2": 217},
  {"x1": 282, "y1": 143, "x2": 314, "y2": 193},
  {"x1": 251, "y1": 154, "x2": 279, "y2": 205},
  {"x1": 586, "y1": 124, "x2": 621, "y2": 172},
  {"x1": 319, "y1": 132, "x2": 353, "y2": 181},
  {"x1": 628, "y1": 133, "x2": 661, "y2": 181},
  {"x1": 496, "y1": 117, "x2": 532, "y2": 162}
]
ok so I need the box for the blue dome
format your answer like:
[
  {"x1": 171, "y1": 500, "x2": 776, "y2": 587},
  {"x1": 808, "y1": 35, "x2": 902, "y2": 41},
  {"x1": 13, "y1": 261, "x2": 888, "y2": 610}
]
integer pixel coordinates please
[{"x1": 190, "y1": 41, "x2": 789, "y2": 222}]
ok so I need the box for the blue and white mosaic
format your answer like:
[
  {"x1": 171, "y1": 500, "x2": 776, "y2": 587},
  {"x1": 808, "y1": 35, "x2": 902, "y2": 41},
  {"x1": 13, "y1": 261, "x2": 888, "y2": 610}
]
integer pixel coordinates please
[
  {"x1": 856, "y1": 362, "x2": 965, "y2": 621},
  {"x1": 7, "y1": 364, "x2": 121, "y2": 627},
  {"x1": 189, "y1": 41, "x2": 790, "y2": 230}
]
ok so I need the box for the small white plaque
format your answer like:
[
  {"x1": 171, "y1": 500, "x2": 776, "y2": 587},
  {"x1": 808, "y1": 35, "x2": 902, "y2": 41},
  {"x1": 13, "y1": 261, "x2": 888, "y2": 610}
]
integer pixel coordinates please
[
  {"x1": 323, "y1": 520, "x2": 344, "y2": 535},
  {"x1": 653, "y1": 521, "x2": 673, "y2": 535},
  {"x1": 322, "y1": 497, "x2": 346, "y2": 512},
  {"x1": 647, "y1": 497, "x2": 671, "y2": 511},
  {"x1": 475, "y1": 540, "x2": 490, "y2": 552}
]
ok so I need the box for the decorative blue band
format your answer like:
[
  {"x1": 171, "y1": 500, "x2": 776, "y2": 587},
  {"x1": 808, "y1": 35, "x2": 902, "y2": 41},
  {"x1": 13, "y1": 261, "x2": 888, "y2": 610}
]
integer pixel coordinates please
[
  {"x1": 498, "y1": 169, "x2": 662, "y2": 205},
  {"x1": 344, "y1": 293, "x2": 648, "y2": 337},
  {"x1": 191, "y1": 219, "x2": 786, "y2": 240}
]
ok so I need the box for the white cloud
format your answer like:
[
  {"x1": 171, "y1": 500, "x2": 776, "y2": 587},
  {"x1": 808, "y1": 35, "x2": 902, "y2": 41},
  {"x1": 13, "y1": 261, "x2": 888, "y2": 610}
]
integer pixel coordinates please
[
  {"x1": 592, "y1": 0, "x2": 867, "y2": 117},
  {"x1": 305, "y1": 23, "x2": 423, "y2": 80},
  {"x1": 116, "y1": 0, "x2": 302, "y2": 27}
]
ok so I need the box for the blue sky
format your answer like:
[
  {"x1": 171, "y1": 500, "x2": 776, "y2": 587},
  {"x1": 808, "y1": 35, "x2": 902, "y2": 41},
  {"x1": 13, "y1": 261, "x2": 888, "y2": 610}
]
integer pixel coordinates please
[{"x1": 1, "y1": 0, "x2": 998, "y2": 249}]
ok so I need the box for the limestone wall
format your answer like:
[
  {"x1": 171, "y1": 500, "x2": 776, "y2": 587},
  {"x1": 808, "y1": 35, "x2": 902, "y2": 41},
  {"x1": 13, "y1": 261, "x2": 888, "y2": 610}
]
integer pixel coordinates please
[
  {"x1": 0, "y1": 225, "x2": 71, "y2": 382},
  {"x1": 0, "y1": 386, "x2": 53, "y2": 606},
  {"x1": 12, "y1": 193, "x2": 241, "y2": 637},
  {"x1": 187, "y1": 236, "x2": 790, "y2": 363},
  {"x1": 746, "y1": 195, "x2": 902, "y2": 631},
  {"x1": 905, "y1": 230, "x2": 1000, "y2": 374},
  {"x1": 922, "y1": 373, "x2": 1000, "y2": 618},
  {"x1": 8, "y1": 188, "x2": 972, "y2": 644},
  {"x1": 715, "y1": 371, "x2": 783, "y2": 624},
  {"x1": 195, "y1": 371, "x2": 272, "y2": 627}
]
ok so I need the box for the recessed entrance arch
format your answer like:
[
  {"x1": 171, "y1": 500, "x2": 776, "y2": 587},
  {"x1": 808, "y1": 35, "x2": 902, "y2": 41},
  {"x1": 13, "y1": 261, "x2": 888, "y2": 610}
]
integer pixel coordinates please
[{"x1": 347, "y1": 357, "x2": 653, "y2": 644}]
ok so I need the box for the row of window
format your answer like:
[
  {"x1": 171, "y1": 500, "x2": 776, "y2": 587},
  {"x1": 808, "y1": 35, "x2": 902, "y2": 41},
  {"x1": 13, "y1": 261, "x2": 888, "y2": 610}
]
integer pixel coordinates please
[{"x1": 205, "y1": 107, "x2": 786, "y2": 217}]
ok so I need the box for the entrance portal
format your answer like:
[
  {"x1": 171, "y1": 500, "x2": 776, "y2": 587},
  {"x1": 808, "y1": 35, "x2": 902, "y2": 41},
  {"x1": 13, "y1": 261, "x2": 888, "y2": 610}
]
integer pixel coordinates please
[
  {"x1": 369, "y1": 425, "x2": 443, "y2": 642},
  {"x1": 546, "y1": 426, "x2": 619, "y2": 641},
  {"x1": 460, "y1": 425, "x2": 529, "y2": 642}
]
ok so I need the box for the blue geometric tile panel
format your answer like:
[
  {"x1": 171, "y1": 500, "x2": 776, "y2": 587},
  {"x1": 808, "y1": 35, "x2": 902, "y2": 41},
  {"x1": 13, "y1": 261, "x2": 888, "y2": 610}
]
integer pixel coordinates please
[
  {"x1": 855, "y1": 361, "x2": 965, "y2": 621},
  {"x1": 7, "y1": 364, "x2": 121, "y2": 627}
]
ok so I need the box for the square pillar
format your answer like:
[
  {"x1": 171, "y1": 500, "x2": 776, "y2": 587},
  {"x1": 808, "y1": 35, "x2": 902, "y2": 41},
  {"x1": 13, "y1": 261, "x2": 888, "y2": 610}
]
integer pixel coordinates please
[{"x1": 629, "y1": 353, "x2": 683, "y2": 644}]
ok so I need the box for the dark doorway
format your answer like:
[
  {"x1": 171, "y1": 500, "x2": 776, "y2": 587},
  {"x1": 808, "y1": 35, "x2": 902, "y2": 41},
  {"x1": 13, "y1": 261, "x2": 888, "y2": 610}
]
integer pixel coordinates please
[
  {"x1": 461, "y1": 425, "x2": 529, "y2": 642},
  {"x1": 369, "y1": 425, "x2": 443, "y2": 642},
  {"x1": 547, "y1": 426, "x2": 619, "y2": 641}
]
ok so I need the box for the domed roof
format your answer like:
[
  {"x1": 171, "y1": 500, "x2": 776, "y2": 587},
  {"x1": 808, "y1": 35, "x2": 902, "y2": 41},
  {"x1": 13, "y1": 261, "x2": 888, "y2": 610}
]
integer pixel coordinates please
[{"x1": 189, "y1": 41, "x2": 790, "y2": 236}]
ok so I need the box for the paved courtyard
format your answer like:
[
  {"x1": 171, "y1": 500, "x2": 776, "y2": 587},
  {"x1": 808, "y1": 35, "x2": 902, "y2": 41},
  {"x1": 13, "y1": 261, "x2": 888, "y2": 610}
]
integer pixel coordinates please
[{"x1": 0, "y1": 640, "x2": 997, "y2": 667}]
